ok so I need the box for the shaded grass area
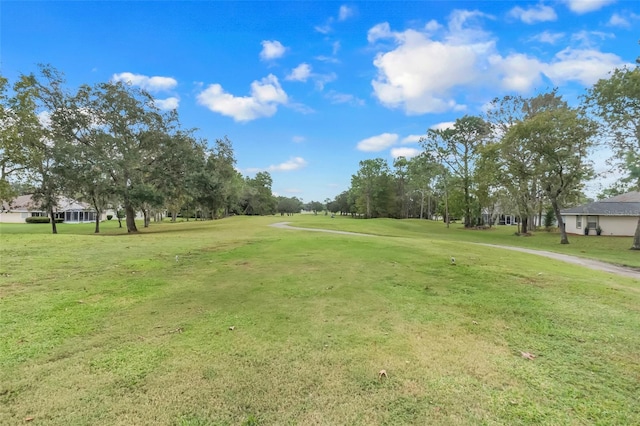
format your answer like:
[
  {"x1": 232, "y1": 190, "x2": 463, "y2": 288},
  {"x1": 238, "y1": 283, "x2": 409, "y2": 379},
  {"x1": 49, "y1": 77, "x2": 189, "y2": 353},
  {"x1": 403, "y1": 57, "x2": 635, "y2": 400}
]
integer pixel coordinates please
[
  {"x1": 1, "y1": 217, "x2": 639, "y2": 424},
  {"x1": 280, "y1": 215, "x2": 640, "y2": 269}
]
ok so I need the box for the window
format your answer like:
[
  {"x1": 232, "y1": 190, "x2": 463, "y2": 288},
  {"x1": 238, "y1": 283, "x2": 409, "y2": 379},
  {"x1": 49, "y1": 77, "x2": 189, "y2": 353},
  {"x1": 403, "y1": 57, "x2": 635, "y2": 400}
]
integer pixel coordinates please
[
  {"x1": 576, "y1": 216, "x2": 582, "y2": 229},
  {"x1": 587, "y1": 216, "x2": 598, "y2": 229}
]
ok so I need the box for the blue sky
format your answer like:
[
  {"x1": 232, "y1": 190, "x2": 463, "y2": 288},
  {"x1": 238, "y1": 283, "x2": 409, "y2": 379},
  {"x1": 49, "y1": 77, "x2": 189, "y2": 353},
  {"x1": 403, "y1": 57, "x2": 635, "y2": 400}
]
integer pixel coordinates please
[{"x1": 2, "y1": 1, "x2": 639, "y2": 202}]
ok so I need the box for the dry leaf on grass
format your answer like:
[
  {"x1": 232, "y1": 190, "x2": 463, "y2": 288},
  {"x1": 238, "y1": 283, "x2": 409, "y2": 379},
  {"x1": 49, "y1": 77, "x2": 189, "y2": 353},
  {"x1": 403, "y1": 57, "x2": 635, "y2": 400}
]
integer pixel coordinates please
[{"x1": 520, "y1": 351, "x2": 536, "y2": 360}]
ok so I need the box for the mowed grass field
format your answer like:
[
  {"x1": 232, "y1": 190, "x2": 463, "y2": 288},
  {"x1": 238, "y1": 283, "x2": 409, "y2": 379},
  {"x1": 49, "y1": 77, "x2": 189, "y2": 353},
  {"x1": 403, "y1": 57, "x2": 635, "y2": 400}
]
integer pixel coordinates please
[{"x1": 0, "y1": 216, "x2": 639, "y2": 425}]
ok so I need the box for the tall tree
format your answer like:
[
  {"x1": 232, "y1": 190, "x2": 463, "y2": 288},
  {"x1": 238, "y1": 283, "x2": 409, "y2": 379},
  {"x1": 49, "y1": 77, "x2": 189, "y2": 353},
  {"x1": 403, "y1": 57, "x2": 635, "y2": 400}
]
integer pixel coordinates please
[
  {"x1": 584, "y1": 66, "x2": 640, "y2": 249},
  {"x1": 11, "y1": 66, "x2": 70, "y2": 233},
  {"x1": 351, "y1": 158, "x2": 391, "y2": 218},
  {"x1": 421, "y1": 116, "x2": 490, "y2": 227},
  {"x1": 407, "y1": 153, "x2": 442, "y2": 220},
  {"x1": 486, "y1": 91, "x2": 566, "y2": 232},
  {"x1": 83, "y1": 81, "x2": 167, "y2": 233},
  {"x1": 505, "y1": 107, "x2": 595, "y2": 244}
]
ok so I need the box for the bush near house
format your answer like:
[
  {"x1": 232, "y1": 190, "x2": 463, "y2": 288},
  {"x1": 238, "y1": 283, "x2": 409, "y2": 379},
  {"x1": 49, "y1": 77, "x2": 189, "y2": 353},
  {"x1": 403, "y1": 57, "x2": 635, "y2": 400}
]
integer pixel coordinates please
[
  {"x1": 24, "y1": 217, "x2": 64, "y2": 224},
  {"x1": 25, "y1": 217, "x2": 50, "y2": 224}
]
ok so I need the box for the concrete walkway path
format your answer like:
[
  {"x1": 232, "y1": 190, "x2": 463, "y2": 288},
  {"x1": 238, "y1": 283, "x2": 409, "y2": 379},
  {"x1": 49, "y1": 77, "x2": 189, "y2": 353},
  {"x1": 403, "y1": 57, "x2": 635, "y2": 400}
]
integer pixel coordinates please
[{"x1": 270, "y1": 222, "x2": 640, "y2": 280}]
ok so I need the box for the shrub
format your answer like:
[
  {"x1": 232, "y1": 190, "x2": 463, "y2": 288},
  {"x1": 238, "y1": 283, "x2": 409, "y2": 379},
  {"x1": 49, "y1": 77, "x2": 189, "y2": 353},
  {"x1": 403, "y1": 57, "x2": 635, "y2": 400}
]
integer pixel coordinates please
[
  {"x1": 54, "y1": 218, "x2": 64, "y2": 223},
  {"x1": 543, "y1": 208, "x2": 555, "y2": 229},
  {"x1": 584, "y1": 227, "x2": 589, "y2": 235},
  {"x1": 106, "y1": 215, "x2": 113, "y2": 220},
  {"x1": 26, "y1": 216, "x2": 50, "y2": 224},
  {"x1": 596, "y1": 225, "x2": 603, "y2": 236}
]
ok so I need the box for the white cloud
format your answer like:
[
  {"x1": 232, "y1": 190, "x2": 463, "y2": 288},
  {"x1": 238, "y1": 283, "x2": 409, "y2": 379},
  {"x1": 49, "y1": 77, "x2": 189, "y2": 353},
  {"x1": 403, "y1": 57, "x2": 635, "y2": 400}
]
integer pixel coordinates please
[
  {"x1": 286, "y1": 63, "x2": 312, "y2": 82},
  {"x1": 564, "y1": 0, "x2": 615, "y2": 14},
  {"x1": 430, "y1": 121, "x2": 455, "y2": 131},
  {"x1": 371, "y1": 28, "x2": 477, "y2": 113},
  {"x1": 269, "y1": 157, "x2": 307, "y2": 172},
  {"x1": 154, "y1": 97, "x2": 180, "y2": 110},
  {"x1": 607, "y1": 13, "x2": 629, "y2": 27},
  {"x1": 357, "y1": 133, "x2": 399, "y2": 152},
  {"x1": 338, "y1": 5, "x2": 354, "y2": 21},
  {"x1": 292, "y1": 136, "x2": 306, "y2": 143},
  {"x1": 196, "y1": 74, "x2": 288, "y2": 122},
  {"x1": 490, "y1": 53, "x2": 545, "y2": 92},
  {"x1": 509, "y1": 4, "x2": 557, "y2": 23},
  {"x1": 112, "y1": 72, "x2": 177, "y2": 92},
  {"x1": 260, "y1": 40, "x2": 286, "y2": 60},
  {"x1": 369, "y1": 13, "x2": 628, "y2": 114},
  {"x1": 391, "y1": 147, "x2": 422, "y2": 159},
  {"x1": 401, "y1": 134, "x2": 423, "y2": 144},
  {"x1": 531, "y1": 30, "x2": 565, "y2": 44},
  {"x1": 544, "y1": 48, "x2": 626, "y2": 86}
]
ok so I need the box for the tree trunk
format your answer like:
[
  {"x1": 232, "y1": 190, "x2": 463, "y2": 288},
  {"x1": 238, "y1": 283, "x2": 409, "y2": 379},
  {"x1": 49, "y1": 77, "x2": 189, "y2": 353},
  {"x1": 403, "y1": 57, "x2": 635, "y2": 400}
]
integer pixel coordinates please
[
  {"x1": 464, "y1": 187, "x2": 471, "y2": 228},
  {"x1": 143, "y1": 209, "x2": 150, "y2": 228},
  {"x1": 49, "y1": 207, "x2": 57, "y2": 234},
  {"x1": 551, "y1": 198, "x2": 569, "y2": 244},
  {"x1": 125, "y1": 204, "x2": 138, "y2": 233},
  {"x1": 171, "y1": 211, "x2": 177, "y2": 222},
  {"x1": 631, "y1": 216, "x2": 640, "y2": 250},
  {"x1": 94, "y1": 212, "x2": 100, "y2": 234},
  {"x1": 521, "y1": 216, "x2": 528, "y2": 234},
  {"x1": 420, "y1": 191, "x2": 425, "y2": 219}
]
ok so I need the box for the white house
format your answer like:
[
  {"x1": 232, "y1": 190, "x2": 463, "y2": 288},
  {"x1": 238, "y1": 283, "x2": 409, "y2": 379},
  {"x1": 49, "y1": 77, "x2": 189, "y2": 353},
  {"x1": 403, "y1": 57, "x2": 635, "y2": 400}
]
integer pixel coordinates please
[
  {"x1": 561, "y1": 191, "x2": 640, "y2": 236},
  {"x1": 0, "y1": 194, "x2": 109, "y2": 224}
]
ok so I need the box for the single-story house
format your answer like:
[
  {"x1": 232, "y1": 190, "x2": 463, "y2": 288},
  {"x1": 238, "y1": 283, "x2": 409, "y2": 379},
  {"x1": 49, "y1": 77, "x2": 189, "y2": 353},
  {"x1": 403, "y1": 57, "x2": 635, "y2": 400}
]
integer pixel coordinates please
[
  {"x1": 0, "y1": 194, "x2": 110, "y2": 224},
  {"x1": 561, "y1": 191, "x2": 640, "y2": 236}
]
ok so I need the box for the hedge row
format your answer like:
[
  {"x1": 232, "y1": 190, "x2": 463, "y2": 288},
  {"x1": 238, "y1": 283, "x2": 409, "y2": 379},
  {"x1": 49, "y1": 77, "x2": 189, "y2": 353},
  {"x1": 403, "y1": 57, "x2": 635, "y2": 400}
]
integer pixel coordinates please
[{"x1": 25, "y1": 217, "x2": 64, "y2": 224}]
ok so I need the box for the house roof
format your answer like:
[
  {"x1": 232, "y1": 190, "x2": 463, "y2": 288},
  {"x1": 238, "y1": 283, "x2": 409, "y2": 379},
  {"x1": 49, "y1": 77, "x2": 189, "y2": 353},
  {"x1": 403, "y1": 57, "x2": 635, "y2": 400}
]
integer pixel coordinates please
[
  {"x1": 561, "y1": 191, "x2": 640, "y2": 216},
  {"x1": 1, "y1": 194, "x2": 92, "y2": 212}
]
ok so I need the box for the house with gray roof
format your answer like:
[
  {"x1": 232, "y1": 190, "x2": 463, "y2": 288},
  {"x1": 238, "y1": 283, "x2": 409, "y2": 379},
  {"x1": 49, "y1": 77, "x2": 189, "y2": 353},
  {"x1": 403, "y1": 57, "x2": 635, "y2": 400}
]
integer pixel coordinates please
[{"x1": 561, "y1": 191, "x2": 640, "y2": 236}]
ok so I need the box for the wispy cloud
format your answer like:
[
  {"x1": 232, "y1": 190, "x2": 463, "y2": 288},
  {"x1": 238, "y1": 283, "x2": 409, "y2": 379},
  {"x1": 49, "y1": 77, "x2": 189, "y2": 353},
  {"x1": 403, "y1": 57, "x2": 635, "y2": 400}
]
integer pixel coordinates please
[
  {"x1": 325, "y1": 90, "x2": 365, "y2": 106},
  {"x1": 563, "y1": 0, "x2": 615, "y2": 14},
  {"x1": 530, "y1": 30, "x2": 565, "y2": 44},
  {"x1": 338, "y1": 5, "x2": 355, "y2": 21},
  {"x1": 508, "y1": 4, "x2": 557, "y2": 24},
  {"x1": 286, "y1": 63, "x2": 312, "y2": 82}
]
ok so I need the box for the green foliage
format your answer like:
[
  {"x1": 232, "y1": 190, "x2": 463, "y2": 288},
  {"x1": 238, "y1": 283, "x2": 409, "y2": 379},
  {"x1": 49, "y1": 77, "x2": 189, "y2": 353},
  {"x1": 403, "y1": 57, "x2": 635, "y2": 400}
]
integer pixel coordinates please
[
  {"x1": 543, "y1": 208, "x2": 555, "y2": 229},
  {"x1": 25, "y1": 216, "x2": 50, "y2": 223},
  {"x1": 106, "y1": 215, "x2": 113, "y2": 220}
]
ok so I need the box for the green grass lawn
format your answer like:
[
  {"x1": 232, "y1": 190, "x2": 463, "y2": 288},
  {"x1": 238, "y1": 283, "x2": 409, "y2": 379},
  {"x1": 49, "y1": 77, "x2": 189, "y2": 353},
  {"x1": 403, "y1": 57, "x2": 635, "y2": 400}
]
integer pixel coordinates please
[
  {"x1": 281, "y1": 215, "x2": 640, "y2": 269},
  {"x1": 1, "y1": 216, "x2": 639, "y2": 425}
]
